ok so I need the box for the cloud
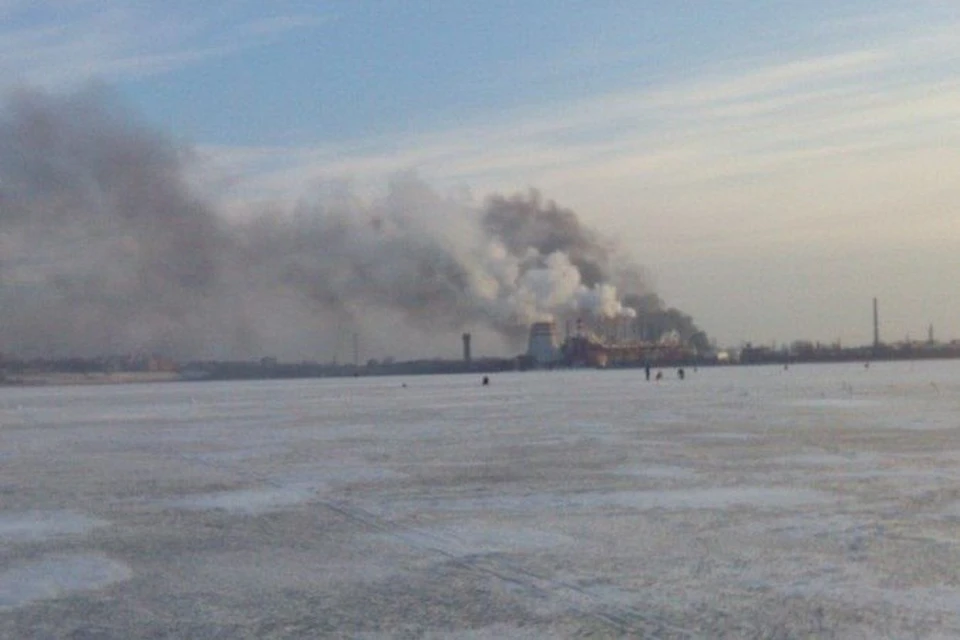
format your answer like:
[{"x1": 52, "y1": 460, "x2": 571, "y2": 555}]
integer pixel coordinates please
[
  {"x1": 0, "y1": 2, "x2": 330, "y2": 88},
  {"x1": 197, "y1": 15, "x2": 960, "y2": 231},
  {"x1": 234, "y1": 14, "x2": 330, "y2": 38}
]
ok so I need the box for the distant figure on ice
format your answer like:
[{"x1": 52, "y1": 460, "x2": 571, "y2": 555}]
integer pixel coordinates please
[
  {"x1": 644, "y1": 364, "x2": 651, "y2": 381},
  {"x1": 482, "y1": 376, "x2": 490, "y2": 386},
  {"x1": 655, "y1": 370, "x2": 663, "y2": 382},
  {"x1": 677, "y1": 368, "x2": 685, "y2": 380}
]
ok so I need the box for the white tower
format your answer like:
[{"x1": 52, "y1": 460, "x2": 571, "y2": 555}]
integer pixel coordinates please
[{"x1": 527, "y1": 322, "x2": 559, "y2": 365}]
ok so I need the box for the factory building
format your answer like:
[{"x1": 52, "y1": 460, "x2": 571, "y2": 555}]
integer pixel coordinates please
[
  {"x1": 527, "y1": 321, "x2": 560, "y2": 365},
  {"x1": 528, "y1": 317, "x2": 697, "y2": 368}
]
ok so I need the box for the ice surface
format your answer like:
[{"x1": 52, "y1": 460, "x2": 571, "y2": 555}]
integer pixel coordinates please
[
  {"x1": 0, "y1": 511, "x2": 108, "y2": 543},
  {"x1": 687, "y1": 432, "x2": 759, "y2": 441},
  {"x1": 185, "y1": 445, "x2": 289, "y2": 463},
  {"x1": 2, "y1": 362, "x2": 960, "y2": 637},
  {"x1": 0, "y1": 554, "x2": 131, "y2": 609},
  {"x1": 787, "y1": 398, "x2": 880, "y2": 409},
  {"x1": 164, "y1": 484, "x2": 321, "y2": 514},
  {"x1": 356, "y1": 625, "x2": 555, "y2": 640},
  {"x1": 275, "y1": 466, "x2": 404, "y2": 486},
  {"x1": 368, "y1": 486, "x2": 832, "y2": 518},
  {"x1": 602, "y1": 486, "x2": 833, "y2": 510},
  {"x1": 612, "y1": 464, "x2": 699, "y2": 479},
  {"x1": 378, "y1": 523, "x2": 574, "y2": 556},
  {"x1": 771, "y1": 452, "x2": 882, "y2": 466}
]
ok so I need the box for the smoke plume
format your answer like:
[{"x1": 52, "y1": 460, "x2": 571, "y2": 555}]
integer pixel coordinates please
[{"x1": 0, "y1": 88, "x2": 706, "y2": 360}]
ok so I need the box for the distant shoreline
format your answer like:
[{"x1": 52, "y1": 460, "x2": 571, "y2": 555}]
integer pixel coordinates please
[
  {"x1": 0, "y1": 372, "x2": 181, "y2": 387},
  {"x1": 4, "y1": 353, "x2": 960, "y2": 389}
]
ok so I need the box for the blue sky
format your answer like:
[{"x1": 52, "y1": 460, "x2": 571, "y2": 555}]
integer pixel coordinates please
[{"x1": 3, "y1": 1, "x2": 959, "y2": 348}]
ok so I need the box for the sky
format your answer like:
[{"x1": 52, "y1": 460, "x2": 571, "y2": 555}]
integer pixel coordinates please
[{"x1": 1, "y1": 0, "x2": 959, "y2": 351}]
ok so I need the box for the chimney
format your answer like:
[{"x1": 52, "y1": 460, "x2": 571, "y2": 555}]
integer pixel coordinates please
[
  {"x1": 872, "y1": 298, "x2": 880, "y2": 348},
  {"x1": 462, "y1": 333, "x2": 472, "y2": 363}
]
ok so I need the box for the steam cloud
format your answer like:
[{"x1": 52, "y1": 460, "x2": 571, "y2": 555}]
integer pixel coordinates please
[{"x1": 0, "y1": 88, "x2": 706, "y2": 360}]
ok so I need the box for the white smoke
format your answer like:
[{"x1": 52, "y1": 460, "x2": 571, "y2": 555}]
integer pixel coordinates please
[
  {"x1": 575, "y1": 282, "x2": 637, "y2": 319},
  {"x1": 492, "y1": 252, "x2": 635, "y2": 324}
]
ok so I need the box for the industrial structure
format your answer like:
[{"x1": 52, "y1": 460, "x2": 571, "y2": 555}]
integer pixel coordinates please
[
  {"x1": 527, "y1": 317, "x2": 698, "y2": 368},
  {"x1": 527, "y1": 322, "x2": 561, "y2": 365},
  {"x1": 873, "y1": 297, "x2": 880, "y2": 349},
  {"x1": 8, "y1": 299, "x2": 958, "y2": 386}
]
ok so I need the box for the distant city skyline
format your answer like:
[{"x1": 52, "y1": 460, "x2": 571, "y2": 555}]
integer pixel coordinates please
[{"x1": 2, "y1": 1, "x2": 959, "y2": 351}]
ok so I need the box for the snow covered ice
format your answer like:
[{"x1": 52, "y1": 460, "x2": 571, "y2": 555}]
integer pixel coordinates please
[{"x1": 2, "y1": 361, "x2": 960, "y2": 637}]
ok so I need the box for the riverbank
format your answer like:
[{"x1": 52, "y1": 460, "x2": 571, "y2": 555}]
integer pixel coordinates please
[{"x1": 0, "y1": 372, "x2": 181, "y2": 387}]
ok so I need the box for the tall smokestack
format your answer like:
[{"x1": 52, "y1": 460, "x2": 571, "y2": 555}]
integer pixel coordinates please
[
  {"x1": 462, "y1": 333, "x2": 472, "y2": 363},
  {"x1": 873, "y1": 298, "x2": 879, "y2": 348}
]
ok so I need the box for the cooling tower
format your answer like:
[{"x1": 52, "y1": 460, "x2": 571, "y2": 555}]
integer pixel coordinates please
[{"x1": 527, "y1": 322, "x2": 559, "y2": 365}]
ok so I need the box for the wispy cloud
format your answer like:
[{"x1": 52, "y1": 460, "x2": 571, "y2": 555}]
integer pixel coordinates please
[
  {"x1": 234, "y1": 14, "x2": 330, "y2": 38},
  {"x1": 0, "y1": 2, "x2": 330, "y2": 87},
  {"x1": 209, "y1": 35, "x2": 955, "y2": 194}
]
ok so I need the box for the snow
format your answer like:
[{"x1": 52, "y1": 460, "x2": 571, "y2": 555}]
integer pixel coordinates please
[
  {"x1": 612, "y1": 464, "x2": 699, "y2": 479},
  {"x1": 0, "y1": 555, "x2": 131, "y2": 609},
  {"x1": 2, "y1": 361, "x2": 960, "y2": 637},
  {"x1": 0, "y1": 511, "x2": 108, "y2": 543},
  {"x1": 377, "y1": 523, "x2": 574, "y2": 555},
  {"x1": 163, "y1": 485, "x2": 322, "y2": 515}
]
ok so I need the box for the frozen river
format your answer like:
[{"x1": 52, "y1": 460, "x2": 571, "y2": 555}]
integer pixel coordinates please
[{"x1": 3, "y1": 361, "x2": 960, "y2": 638}]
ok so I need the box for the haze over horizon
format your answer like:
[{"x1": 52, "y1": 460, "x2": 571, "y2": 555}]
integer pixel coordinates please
[{"x1": 1, "y1": 1, "x2": 958, "y2": 354}]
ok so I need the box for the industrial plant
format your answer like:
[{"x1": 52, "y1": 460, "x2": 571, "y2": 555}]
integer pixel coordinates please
[
  {"x1": 2, "y1": 298, "x2": 959, "y2": 386},
  {"x1": 525, "y1": 317, "x2": 697, "y2": 369}
]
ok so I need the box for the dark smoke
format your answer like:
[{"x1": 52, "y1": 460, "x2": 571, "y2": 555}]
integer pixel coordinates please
[
  {"x1": 622, "y1": 293, "x2": 711, "y2": 352},
  {"x1": 0, "y1": 87, "x2": 245, "y2": 359},
  {"x1": 0, "y1": 88, "x2": 707, "y2": 360},
  {"x1": 482, "y1": 190, "x2": 611, "y2": 286}
]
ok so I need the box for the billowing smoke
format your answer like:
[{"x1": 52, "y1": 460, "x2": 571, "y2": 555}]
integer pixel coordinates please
[
  {"x1": 0, "y1": 88, "x2": 242, "y2": 359},
  {"x1": 0, "y1": 88, "x2": 705, "y2": 360}
]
